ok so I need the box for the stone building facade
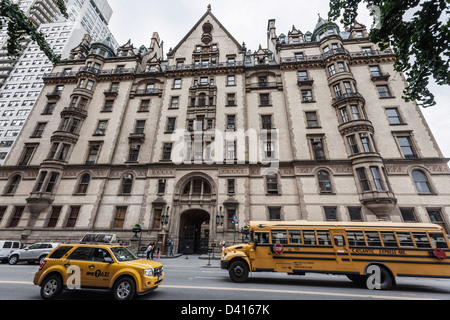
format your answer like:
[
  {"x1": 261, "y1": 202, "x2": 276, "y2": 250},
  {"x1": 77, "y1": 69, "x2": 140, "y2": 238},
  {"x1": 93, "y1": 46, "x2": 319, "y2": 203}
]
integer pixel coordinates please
[{"x1": 0, "y1": 8, "x2": 449, "y2": 254}]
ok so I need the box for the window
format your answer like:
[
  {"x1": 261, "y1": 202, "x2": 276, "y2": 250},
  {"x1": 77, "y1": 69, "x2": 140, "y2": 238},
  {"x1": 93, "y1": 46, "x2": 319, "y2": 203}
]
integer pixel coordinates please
[
  {"x1": 347, "y1": 135, "x2": 359, "y2": 154},
  {"x1": 260, "y1": 93, "x2": 270, "y2": 106},
  {"x1": 113, "y1": 207, "x2": 127, "y2": 228},
  {"x1": 139, "y1": 100, "x2": 150, "y2": 112},
  {"x1": 5, "y1": 174, "x2": 21, "y2": 195},
  {"x1": 45, "y1": 172, "x2": 59, "y2": 193},
  {"x1": 266, "y1": 175, "x2": 279, "y2": 194},
  {"x1": 272, "y1": 230, "x2": 288, "y2": 244},
  {"x1": 128, "y1": 145, "x2": 140, "y2": 162},
  {"x1": 227, "y1": 179, "x2": 235, "y2": 194},
  {"x1": 170, "y1": 97, "x2": 179, "y2": 109},
  {"x1": 310, "y1": 137, "x2": 326, "y2": 160},
  {"x1": 167, "y1": 118, "x2": 176, "y2": 133},
  {"x1": 18, "y1": 145, "x2": 36, "y2": 165},
  {"x1": 377, "y1": 85, "x2": 391, "y2": 98},
  {"x1": 370, "y1": 167, "x2": 384, "y2": 191},
  {"x1": 261, "y1": 115, "x2": 272, "y2": 129},
  {"x1": 121, "y1": 174, "x2": 133, "y2": 194},
  {"x1": 412, "y1": 170, "x2": 432, "y2": 193},
  {"x1": 306, "y1": 112, "x2": 319, "y2": 128},
  {"x1": 401, "y1": 208, "x2": 417, "y2": 222},
  {"x1": 324, "y1": 207, "x2": 337, "y2": 221},
  {"x1": 182, "y1": 178, "x2": 212, "y2": 196},
  {"x1": 317, "y1": 170, "x2": 332, "y2": 193},
  {"x1": 348, "y1": 207, "x2": 362, "y2": 221},
  {"x1": 298, "y1": 70, "x2": 308, "y2": 81},
  {"x1": 32, "y1": 123, "x2": 46, "y2": 137},
  {"x1": 356, "y1": 168, "x2": 370, "y2": 191},
  {"x1": 269, "y1": 207, "x2": 281, "y2": 220},
  {"x1": 158, "y1": 179, "x2": 166, "y2": 194},
  {"x1": 95, "y1": 120, "x2": 108, "y2": 135},
  {"x1": 173, "y1": 79, "x2": 181, "y2": 89},
  {"x1": 226, "y1": 93, "x2": 236, "y2": 106},
  {"x1": 86, "y1": 144, "x2": 101, "y2": 165},
  {"x1": 227, "y1": 75, "x2": 235, "y2": 86},
  {"x1": 369, "y1": 65, "x2": 381, "y2": 77},
  {"x1": 9, "y1": 206, "x2": 24, "y2": 228},
  {"x1": 47, "y1": 206, "x2": 61, "y2": 228},
  {"x1": 103, "y1": 100, "x2": 114, "y2": 112},
  {"x1": 135, "y1": 120, "x2": 146, "y2": 134},
  {"x1": 301, "y1": 89, "x2": 313, "y2": 102},
  {"x1": 163, "y1": 143, "x2": 172, "y2": 160},
  {"x1": 75, "y1": 174, "x2": 90, "y2": 194},
  {"x1": 396, "y1": 136, "x2": 417, "y2": 158},
  {"x1": 386, "y1": 108, "x2": 402, "y2": 125}
]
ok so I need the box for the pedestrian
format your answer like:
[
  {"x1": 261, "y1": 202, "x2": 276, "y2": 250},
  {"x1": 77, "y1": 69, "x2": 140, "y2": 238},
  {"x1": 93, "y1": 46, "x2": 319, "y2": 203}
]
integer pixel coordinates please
[
  {"x1": 156, "y1": 247, "x2": 160, "y2": 259},
  {"x1": 146, "y1": 243, "x2": 153, "y2": 260},
  {"x1": 151, "y1": 242, "x2": 156, "y2": 260},
  {"x1": 169, "y1": 239, "x2": 174, "y2": 256}
]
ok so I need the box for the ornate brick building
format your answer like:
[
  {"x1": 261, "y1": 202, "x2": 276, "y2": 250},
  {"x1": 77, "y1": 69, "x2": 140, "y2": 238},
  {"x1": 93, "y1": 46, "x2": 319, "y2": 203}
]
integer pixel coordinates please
[{"x1": 0, "y1": 7, "x2": 449, "y2": 254}]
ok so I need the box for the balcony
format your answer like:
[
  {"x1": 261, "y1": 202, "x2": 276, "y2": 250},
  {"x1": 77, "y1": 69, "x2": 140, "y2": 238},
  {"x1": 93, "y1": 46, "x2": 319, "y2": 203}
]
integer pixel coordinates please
[
  {"x1": 360, "y1": 191, "x2": 397, "y2": 216},
  {"x1": 332, "y1": 92, "x2": 365, "y2": 107},
  {"x1": 26, "y1": 192, "x2": 54, "y2": 214},
  {"x1": 60, "y1": 107, "x2": 88, "y2": 119}
]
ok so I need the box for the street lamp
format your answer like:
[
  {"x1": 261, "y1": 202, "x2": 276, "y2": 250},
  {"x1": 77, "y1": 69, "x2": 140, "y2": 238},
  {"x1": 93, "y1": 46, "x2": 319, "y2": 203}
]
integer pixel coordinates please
[
  {"x1": 216, "y1": 205, "x2": 224, "y2": 227},
  {"x1": 162, "y1": 206, "x2": 170, "y2": 226}
]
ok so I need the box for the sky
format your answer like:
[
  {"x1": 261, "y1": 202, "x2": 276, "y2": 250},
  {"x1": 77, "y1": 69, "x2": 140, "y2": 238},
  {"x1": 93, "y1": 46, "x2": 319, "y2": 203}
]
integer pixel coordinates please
[{"x1": 106, "y1": 0, "x2": 450, "y2": 158}]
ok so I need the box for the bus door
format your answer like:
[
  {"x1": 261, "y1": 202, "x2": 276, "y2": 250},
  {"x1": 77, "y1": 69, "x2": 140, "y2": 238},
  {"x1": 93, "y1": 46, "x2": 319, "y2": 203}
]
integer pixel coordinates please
[
  {"x1": 252, "y1": 231, "x2": 273, "y2": 271},
  {"x1": 330, "y1": 229, "x2": 352, "y2": 264}
]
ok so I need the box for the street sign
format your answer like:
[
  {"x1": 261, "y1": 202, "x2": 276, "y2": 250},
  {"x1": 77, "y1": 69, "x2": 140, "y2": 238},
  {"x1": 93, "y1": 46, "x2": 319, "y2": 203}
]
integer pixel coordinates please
[{"x1": 273, "y1": 244, "x2": 284, "y2": 255}]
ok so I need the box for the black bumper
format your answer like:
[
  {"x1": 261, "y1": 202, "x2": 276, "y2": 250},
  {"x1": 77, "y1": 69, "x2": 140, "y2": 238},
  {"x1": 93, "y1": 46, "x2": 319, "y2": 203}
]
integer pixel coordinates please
[{"x1": 220, "y1": 260, "x2": 229, "y2": 270}]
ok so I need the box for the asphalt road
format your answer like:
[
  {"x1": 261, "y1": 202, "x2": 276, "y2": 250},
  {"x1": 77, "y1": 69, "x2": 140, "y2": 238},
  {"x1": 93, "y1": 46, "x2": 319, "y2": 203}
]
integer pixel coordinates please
[{"x1": 1, "y1": 255, "x2": 450, "y2": 303}]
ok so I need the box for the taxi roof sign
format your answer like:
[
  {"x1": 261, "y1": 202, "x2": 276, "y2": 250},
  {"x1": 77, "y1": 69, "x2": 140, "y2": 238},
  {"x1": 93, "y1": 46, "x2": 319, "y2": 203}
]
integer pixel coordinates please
[{"x1": 81, "y1": 233, "x2": 116, "y2": 244}]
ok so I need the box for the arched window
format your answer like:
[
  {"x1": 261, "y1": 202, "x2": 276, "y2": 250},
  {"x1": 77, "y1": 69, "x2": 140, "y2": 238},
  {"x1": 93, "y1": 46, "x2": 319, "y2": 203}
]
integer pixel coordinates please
[
  {"x1": 76, "y1": 173, "x2": 91, "y2": 194},
  {"x1": 121, "y1": 173, "x2": 133, "y2": 194},
  {"x1": 198, "y1": 93, "x2": 207, "y2": 106},
  {"x1": 317, "y1": 170, "x2": 332, "y2": 193},
  {"x1": 182, "y1": 178, "x2": 211, "y2": 196},
  {"x1": 5, "y1": 174, "x2": 21, "y2": 195},
  {"x1": 412, "y1": 170, "x2": 432, "y2": 193}
]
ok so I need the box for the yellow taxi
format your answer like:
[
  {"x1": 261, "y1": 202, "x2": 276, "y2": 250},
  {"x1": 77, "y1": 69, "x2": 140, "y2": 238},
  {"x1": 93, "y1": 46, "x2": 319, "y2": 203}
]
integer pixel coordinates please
[{"x1": 33, "y1": 234, "x2": 164, "y2": 300}]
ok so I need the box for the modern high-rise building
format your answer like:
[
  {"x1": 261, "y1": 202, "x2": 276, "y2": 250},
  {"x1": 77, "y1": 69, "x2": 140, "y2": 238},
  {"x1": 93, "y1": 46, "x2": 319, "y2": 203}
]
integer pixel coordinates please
[
  {"x1": 0, "y1": 0, "x2": 118, "y2": 164},
  {"x1": 0, "y1": 7, "x2": 448, "y2": 254}
]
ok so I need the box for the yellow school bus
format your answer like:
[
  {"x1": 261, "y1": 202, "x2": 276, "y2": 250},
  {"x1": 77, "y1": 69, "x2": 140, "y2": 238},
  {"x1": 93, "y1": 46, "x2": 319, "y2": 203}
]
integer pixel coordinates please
[{"x1": 220, "y1": 221, "x2": 450, "y2": 290}]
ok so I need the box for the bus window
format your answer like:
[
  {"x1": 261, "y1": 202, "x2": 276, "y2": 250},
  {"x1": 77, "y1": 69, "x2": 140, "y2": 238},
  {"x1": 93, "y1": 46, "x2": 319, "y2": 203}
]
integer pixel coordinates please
[
  {"x1": 346, "y1": 231, "x2": 366, "y2": 247},
  {"x1": 302, "y1": 230, "x2": 317, "y2": 246},
  {"x1": 429, "y1": 233, "x2": 449, "y2": 249},
  {"x1": 255, "y1": 232, "x2": 270, "y2": 244},
  {"x1": 272, "y1": 230, "x2": 288, "y2": 244},
  {"x1": 365, "y1": 231, "x2": 382, "y2": 247},
  {"x1": 380, "y1": 231, "x2": 397, "y2": 247},
  {"x1": 316, "y1": 230, "x2": 331, "y2": 246},
  {"x1": 333, "y1": 235, "x2": 346, "y2": 247},
  {"x1": 396, "y1": 232, "x2": 414, "y2": 247},
  {"x1": 288, "y1": 230, "x2": 301, "y2": 244},
  {"x1": 412, "y1": 232, "x2": 431, "y2": 248}
]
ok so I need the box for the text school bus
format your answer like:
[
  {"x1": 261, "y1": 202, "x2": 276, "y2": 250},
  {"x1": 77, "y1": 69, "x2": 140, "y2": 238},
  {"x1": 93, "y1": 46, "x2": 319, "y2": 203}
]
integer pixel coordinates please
[{"x1": 220, "y1": 221, "x2": 450, "y2": 290}]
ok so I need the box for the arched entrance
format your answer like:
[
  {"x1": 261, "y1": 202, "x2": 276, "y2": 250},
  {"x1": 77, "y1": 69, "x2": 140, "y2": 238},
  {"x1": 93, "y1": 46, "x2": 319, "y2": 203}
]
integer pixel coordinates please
[{"x1": 178, "y1": 209, "x2": 210, "y2": 254}]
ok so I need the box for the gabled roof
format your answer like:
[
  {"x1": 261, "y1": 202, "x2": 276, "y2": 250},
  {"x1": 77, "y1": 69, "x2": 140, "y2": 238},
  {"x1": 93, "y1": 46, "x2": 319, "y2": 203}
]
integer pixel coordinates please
[{"x1": 167, "y1": 6, "x2": 244, "y2": 57}]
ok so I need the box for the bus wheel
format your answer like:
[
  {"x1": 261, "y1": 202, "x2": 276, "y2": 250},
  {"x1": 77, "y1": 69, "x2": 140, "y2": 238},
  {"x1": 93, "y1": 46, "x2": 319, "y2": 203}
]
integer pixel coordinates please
[
  {"x1": 365, "y1": 265, "x2": 394, "y2": 290},
  {"x1": 228, "y1": 260, "x2": 249, "y2": 283}
]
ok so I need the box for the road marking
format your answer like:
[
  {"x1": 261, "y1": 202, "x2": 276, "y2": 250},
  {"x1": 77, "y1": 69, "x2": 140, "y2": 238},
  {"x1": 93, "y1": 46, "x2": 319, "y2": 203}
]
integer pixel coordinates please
[
  {"x1": 160, "y1": 284, "x2": 437, "y2": 300},
  {"x1": 0, "y1": 281, "x2": 33, "y2": 285}
]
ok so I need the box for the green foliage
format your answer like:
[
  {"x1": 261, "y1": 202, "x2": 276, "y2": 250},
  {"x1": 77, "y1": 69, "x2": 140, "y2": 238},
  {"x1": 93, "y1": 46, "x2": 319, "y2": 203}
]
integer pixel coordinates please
[
  {"x1": 329, "y1": 0, "x2": 449, "y2": 108},
  {"x1": 0, "y1": 0, "x2": 68, "y2": 65}
]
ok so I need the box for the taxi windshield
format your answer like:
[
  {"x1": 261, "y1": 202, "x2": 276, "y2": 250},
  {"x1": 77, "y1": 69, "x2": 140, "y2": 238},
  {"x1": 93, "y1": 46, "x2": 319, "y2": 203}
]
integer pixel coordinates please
[{"x1": 110, "y1": 247, "x2": 138, "y2": 262}]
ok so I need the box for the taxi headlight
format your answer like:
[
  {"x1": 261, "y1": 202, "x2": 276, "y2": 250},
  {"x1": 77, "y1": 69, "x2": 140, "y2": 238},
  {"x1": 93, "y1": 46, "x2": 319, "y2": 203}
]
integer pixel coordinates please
[{"x1": 143, "y1": 268, "x2": 154, "y2": 277}]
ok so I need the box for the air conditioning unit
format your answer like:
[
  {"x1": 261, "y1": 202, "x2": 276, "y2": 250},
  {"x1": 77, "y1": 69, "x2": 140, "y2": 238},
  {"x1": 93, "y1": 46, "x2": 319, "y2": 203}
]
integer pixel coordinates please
[{"x1": 227, "y1": 125, "x2": 235, "y2": 129}]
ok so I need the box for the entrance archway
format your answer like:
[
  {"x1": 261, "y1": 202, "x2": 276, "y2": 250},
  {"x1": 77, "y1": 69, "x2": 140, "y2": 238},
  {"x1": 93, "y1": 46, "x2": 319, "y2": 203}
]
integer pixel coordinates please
[{"x1": 179, "y1": 209, "x2": 210, "y2": 254}]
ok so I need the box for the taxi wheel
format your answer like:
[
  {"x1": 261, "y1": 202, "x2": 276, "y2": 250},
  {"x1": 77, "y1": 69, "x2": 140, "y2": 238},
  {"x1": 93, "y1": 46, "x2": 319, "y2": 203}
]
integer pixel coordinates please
[
  {"x1": 112, "y1": 277, "x2": 136, "y2": 300},
  {"x1": 228, "y1": 260, "x2": 249, "y2": 283},
  {"x1": 40, "y1": 275, "x2": 62, "y2": 300}
]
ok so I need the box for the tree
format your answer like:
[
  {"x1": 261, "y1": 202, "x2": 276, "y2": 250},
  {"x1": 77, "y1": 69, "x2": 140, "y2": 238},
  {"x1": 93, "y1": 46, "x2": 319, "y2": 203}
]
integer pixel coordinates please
[
  {"x1": 328, "y1": 0, "x2": 449, "y2": 108},
  {"x1": 0, "y1": 0, "x2": 67, "y2": 64}
]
